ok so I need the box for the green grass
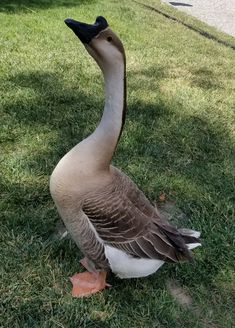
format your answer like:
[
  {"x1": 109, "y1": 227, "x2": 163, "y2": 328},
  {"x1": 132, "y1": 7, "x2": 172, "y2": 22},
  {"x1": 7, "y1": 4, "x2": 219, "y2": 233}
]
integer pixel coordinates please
[{"x1": 1, "y1": 0, "x2": 235, "y2": 327}]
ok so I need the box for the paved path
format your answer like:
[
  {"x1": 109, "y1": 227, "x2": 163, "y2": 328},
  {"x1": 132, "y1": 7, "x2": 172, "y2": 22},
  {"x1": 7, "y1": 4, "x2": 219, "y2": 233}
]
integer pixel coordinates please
[{"x1": 161, "y1": 0, "x2": 235, "y2": 37}]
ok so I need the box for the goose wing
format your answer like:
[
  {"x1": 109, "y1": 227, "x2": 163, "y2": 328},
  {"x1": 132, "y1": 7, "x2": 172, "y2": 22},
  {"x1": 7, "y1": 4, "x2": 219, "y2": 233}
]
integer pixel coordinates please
[{"x1": 83, "y1": 168, "x2": 193, "y2": 263}]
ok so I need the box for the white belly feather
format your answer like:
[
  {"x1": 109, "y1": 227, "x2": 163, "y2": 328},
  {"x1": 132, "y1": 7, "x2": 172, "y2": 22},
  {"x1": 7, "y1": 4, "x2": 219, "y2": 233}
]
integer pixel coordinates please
[{"x1": 105, "y1": 245, "x2": 164, "y2": 279}]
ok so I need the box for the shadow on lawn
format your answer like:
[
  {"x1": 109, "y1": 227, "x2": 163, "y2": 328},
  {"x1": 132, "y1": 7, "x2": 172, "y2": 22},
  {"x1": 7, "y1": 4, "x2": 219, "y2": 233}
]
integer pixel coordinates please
[
  {"x1": 0, "y1": 0, "x2": 95, "y2": 13},
  {"x1": 2, "y1": 68, "x2": 234, "y2": 311}
]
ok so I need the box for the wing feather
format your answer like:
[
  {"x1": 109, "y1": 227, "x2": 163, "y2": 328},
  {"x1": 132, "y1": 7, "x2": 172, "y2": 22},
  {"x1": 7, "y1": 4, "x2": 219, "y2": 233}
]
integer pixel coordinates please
[{"x1": 83, "y1": 168, "x2": 192, "y2": 263}]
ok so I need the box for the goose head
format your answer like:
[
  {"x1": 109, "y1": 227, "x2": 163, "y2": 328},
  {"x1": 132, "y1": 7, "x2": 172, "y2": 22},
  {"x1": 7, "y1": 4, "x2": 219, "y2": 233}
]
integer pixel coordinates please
[{"x1": 64, "y1": 16, "x2": 125, "y2": 73}]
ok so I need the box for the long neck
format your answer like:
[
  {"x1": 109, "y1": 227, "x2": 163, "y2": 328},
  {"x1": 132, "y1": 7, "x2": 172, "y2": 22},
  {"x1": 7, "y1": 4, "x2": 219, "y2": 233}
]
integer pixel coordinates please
[
  {"x1": 99, "y1": 62, "x2": 126, "y2": 151},
  {"x1": 80, "y1": 60, "x2": 126, "y2": 170}
]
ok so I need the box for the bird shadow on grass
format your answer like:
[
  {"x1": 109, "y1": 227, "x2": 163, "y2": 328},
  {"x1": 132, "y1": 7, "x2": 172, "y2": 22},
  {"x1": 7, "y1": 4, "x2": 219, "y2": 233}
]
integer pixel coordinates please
[
  {"x1": 0, "y1": 0, "x2": 95, "y2": 13},
  {"x1": 1, "y1": 68, "x2": 234, "y2": 326}
]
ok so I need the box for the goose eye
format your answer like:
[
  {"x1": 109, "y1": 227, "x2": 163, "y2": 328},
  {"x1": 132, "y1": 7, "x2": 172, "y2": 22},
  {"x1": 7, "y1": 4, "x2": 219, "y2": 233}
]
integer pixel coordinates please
[{"x1": 107, "y1": 36, "x2": 112, "y2": 42}]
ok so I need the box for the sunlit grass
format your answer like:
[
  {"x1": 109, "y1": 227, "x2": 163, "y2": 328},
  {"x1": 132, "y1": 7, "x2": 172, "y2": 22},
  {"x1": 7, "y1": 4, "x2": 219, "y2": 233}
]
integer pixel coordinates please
[{"x1": 1, "y1": 0, "x2": 234, "y2": 327}]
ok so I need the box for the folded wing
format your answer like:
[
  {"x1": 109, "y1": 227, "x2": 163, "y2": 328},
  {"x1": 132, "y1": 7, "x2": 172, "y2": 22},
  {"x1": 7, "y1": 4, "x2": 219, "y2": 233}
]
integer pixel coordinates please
[{"x1": 83, "y1": 168, "x2": 199, "y2": 263}]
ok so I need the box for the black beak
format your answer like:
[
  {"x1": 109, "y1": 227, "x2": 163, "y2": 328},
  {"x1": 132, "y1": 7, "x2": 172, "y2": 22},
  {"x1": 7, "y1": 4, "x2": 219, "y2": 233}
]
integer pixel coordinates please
[{"x1": 64, "y1": 16, "x2": 108, "y2": 44}]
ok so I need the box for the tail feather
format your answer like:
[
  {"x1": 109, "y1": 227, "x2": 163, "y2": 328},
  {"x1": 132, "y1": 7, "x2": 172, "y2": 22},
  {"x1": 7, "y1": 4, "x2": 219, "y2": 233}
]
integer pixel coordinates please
[
  {"x1": 179, "y1": 228, "x2": 201, "y2": 239},
  {"x1": 187, "y1": 242, "x2": 201, "y2": 250},
  {"x1": 179, "y1": 228, "x2": 201, "y2": 250},
  {"x1": 153, "y1": 218, "x2": 201, "y2": 261}
]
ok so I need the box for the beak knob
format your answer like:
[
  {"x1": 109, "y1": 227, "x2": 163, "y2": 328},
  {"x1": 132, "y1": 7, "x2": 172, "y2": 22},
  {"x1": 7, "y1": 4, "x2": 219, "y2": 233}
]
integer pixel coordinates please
[{"x1": 64, "y1": 16, "x2": 108, "y2": 44}]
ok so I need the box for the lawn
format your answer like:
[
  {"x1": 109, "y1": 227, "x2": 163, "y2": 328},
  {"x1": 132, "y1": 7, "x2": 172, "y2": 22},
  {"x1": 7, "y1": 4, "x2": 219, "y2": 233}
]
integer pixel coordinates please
[{"x1": 1, "y1": 0, "x2": 235, "y2": 327}]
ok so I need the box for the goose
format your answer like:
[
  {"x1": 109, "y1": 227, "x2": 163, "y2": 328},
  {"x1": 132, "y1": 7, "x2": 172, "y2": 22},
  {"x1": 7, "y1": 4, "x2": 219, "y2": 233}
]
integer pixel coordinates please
[{"x1": 50, "y1": 16, "x2": 201, "y2": 297}]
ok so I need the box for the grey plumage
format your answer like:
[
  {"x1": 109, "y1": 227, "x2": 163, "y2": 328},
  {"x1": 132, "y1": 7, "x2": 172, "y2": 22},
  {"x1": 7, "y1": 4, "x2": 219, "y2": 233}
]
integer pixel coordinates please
[{"x1": 82, "y1": 167, "x2": 198, "y2": 268}]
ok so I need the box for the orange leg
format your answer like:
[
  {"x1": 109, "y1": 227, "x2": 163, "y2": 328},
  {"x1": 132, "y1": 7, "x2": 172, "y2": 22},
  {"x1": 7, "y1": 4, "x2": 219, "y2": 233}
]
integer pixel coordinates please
[
  {"x1": 80, "y1": 257, "x2": 95, "y2": 273},
  {"x1": 70, "y1": 271, "x2": 109, "y2": 297}
]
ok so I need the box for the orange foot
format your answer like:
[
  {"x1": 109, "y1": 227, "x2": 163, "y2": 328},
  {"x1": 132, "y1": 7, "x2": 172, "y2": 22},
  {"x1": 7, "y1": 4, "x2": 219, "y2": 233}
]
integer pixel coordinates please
[{"x1": 70, "y1": 271, "x2": 109, "y2": 297}]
